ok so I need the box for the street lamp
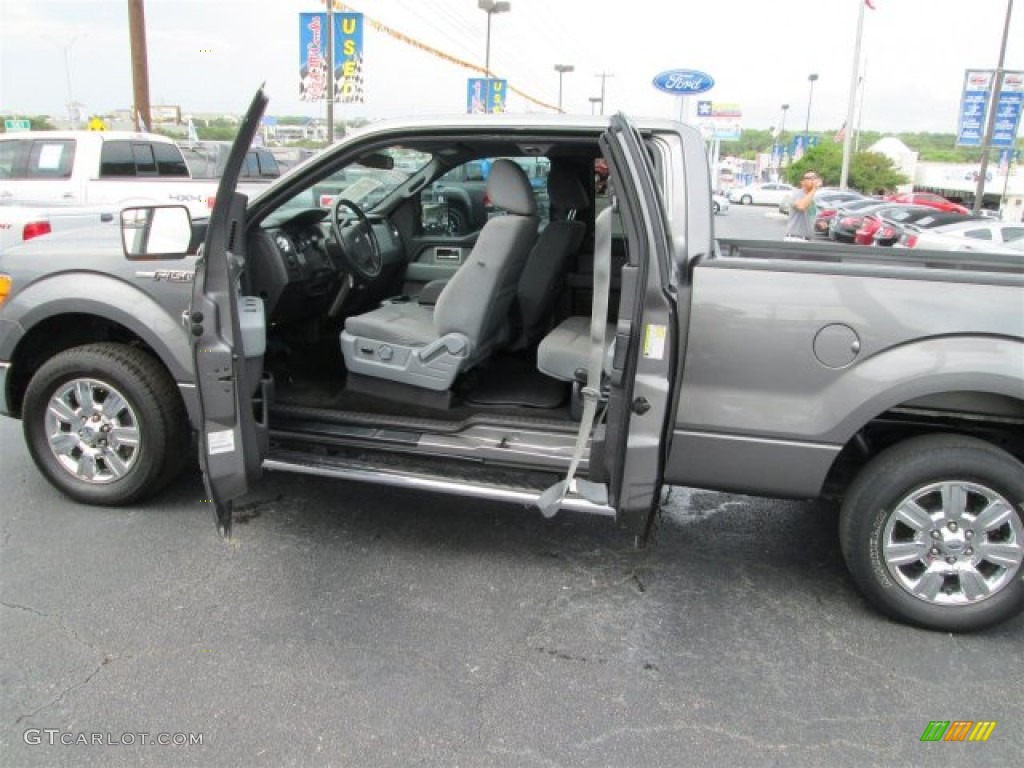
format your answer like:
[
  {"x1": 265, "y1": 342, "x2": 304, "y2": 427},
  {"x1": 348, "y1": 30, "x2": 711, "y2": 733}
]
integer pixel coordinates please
[
  {"x1": 804, "y1": 74, "x2": 819, "y2": 142},
  {"x1": 554, "y1": 64, "x2": 574, "y2": 113},
  {"x1": 777, "y1": 103, "x2": 790, "y2": 179},
  {"x1": 479, "y1": 0, "x2": 511, "y2": 113},
  {"x1": 589, "y1": 97, "x2": 602, "y2": 115}
]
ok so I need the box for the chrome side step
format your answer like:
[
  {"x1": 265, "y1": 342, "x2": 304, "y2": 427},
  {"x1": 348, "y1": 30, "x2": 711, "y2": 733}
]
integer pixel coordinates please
[{"x1": 263, "y1": 449, "x2": 615, "y2": 518}]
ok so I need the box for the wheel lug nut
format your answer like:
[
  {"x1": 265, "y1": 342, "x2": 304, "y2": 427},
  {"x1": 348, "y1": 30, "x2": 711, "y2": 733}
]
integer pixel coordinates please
[
  {"x1": 931, "y1": 530, "x2": 942, "y2": 539},
  {"x1": 946, "y1": 556, "x2": 957, "y2": 565},
  {"x1": 948, "y1": 522, "x2": 958, "y2": 532},
  {"x1": 965, "y1": 530, "x2": 973, "y2": 539},
  {"x1": 965, "y1": 548, "x2": 973, "y2": 556},
  {"x1": 930, "y1": 547, "x2": 941, "y2": 556}
]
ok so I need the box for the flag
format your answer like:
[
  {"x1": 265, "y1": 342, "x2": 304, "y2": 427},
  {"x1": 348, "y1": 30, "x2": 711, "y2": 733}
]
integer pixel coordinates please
[
  {"x1": 834, "y1": 122, "x2": 847, "y2": 143},
  {"x1": 864, "y1": 0, "x2": 876, "y2": 9},
  {"x1": 187, "y1": 118, "x2": 199, "y2": 144}
]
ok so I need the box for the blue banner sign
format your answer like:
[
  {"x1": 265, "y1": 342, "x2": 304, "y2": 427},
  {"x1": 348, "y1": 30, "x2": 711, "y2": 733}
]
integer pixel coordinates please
[
  {"x1": 652, "y1": 69, "x2": 714, "y2": 95},
  {"x1": 992, "y1": 71, "x2": 1023, "y2": 148},
  {"x1": 334, "y1": 13, "x2": 364, "y2": 103},
  {"x1": 467, "y1": 78, "x2": 508, "y2": 114}
]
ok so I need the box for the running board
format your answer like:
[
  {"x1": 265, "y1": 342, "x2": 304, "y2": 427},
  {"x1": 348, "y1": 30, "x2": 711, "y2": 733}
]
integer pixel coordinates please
[{"x1": 263, "y1": 449, "x2": 615, "y2": 518}]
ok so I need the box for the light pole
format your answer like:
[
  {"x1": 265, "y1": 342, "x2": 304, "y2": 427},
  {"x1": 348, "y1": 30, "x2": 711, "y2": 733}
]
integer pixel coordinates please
[
  {"x1": 804, "y1": 74, "x2": 818, "y2": 143},
  {"x1": 478, "y1": 0, "x2": 511, "y2": 113},
  {"x1": 589, "y1": 97, "x2": 602, "y2": 115},
  {"x1": 554, "y1": 64, "x2": 574, "y2": 113},
  {"x1": 777, "y1": 103, "x2": 789, "y2": 179}
]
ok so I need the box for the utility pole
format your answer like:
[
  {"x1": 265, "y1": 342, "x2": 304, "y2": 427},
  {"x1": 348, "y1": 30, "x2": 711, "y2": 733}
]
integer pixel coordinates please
[
  {"x1": 973, "y1": 0, "x2": 1014, "y2": 214},
  {"x1": 595, "y1": 72, "x2": 614, "y2": 115},
  {"x1": 127, "y1": 0, "x2": 152, "y2": 132},
  {"x1": 326, "y1": 0, "x2": 334, "y2": 144}
]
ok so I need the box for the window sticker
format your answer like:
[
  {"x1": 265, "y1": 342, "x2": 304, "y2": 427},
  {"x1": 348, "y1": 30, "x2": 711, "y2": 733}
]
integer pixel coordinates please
[
  {"x1": 38, "y1": 144, "x2": 65, "y2": 170},
  {"x1": 207, "y1": 429, "x2": 235, "y2": 455},
  {"x1": 643, "y1": 324, "x2": 667, "y2": 360}
]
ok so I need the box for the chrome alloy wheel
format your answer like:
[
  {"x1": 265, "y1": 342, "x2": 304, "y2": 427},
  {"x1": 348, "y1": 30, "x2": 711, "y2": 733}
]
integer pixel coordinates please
[
  {"x1": 44, "y1": 378, "x2": 141, "y2": 484},
  {"x1": 883, "y1": 481, "x2": 1024, "y2": 606}
]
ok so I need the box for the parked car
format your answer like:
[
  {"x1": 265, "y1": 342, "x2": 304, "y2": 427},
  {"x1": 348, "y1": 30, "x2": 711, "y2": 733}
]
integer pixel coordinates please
[
  {"x1": 826, "y1": 200, "x2": 896, "y2": 243},
  {"x1": 871, "y1": 210, "x2": 980, "y2": 247},
  {"x1": 854, "y1": 205, "x2": 933, "y2": 245},
  {"x1": 178, "y1": 141, "x2": 282, "y2": 180},
  {"x1": 884, "y1": 192, "x2": 969, "y2": 215},
  {"x1": 899, "y1": 219, "x2": 1024, "y2": 251},
  {"x1": 712, "y1": 193, "x2": 729, "y2": 215},
  {"x1": 727, "y1": 182, "x2": 795, "y2": 206}
]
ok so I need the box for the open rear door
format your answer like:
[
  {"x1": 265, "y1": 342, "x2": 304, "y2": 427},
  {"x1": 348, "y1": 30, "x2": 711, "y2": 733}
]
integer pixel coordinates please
[
  {"x1": 189, "y1": 87, "x2": 270, "y2": 537},
  {"x1": 598, "y1": 116, "x2": 680, "y2": 541}
]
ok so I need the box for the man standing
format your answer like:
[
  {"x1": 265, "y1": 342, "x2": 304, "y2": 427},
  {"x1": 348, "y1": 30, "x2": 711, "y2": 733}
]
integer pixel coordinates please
[{"x1": 784, "y1": 171, "x2": 822, "y2": 241}]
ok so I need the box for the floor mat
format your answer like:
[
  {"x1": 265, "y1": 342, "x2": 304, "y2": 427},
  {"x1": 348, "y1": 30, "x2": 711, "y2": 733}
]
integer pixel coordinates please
[{"x1": 462, "y1": 354, "x2": 568, "y2": 409}]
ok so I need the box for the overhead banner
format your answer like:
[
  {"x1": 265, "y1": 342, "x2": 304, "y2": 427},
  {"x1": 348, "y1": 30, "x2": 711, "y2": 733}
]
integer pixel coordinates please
[
  {"x1": 299, "y1": 13, "x2": 329, "y2": 102},
  {"x1": 334, "y1": 12, "x2": 364, "y2": 104},
  {"x1": 467, "y1": 78, "x2": 508, "y2": 114},
  {"x1": 956, "y1": 69, "x2": 1024, "y2": 147}
]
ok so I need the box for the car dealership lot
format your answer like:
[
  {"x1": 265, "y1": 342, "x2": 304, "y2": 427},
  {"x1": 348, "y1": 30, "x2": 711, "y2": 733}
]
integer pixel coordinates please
[{"x1": 2, "y1": 377, "x2": 1021, "y2": 765}]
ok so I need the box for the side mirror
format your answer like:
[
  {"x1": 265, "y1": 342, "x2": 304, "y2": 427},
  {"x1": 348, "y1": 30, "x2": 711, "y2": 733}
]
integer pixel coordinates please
[{"x1": 121, "y1": 206, "x2": 192, "y2": 260}]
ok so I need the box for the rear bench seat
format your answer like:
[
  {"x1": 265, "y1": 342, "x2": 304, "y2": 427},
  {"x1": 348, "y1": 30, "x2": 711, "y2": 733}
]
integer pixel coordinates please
[{"x1": 537, "y1": 316, "x2": 615, "y2": 418}]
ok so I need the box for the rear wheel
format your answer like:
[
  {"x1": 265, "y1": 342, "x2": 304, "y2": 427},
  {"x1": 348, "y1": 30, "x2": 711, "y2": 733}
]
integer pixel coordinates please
[
  {"x1": 712, "y1": 201, "x2": 720, "y2": 214},
  {"x1": 22, "y1": 343, "x2": 190, "y2": 506},
  {"x1": 741, "y1": 195, "x2": 752, "y2": 205},
  {"x1": 839, "y1": 434, "x2": 1024, "y2": 631}
]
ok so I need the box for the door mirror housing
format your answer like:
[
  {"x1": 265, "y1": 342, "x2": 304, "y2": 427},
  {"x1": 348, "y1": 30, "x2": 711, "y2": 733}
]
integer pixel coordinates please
[{"x1": 121, "y1": 205, "x2": 193, "y2": 260}]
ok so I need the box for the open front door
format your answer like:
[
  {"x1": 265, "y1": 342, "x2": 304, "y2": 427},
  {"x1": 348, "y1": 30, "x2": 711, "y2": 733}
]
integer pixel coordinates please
[
  {"x1": 189, "y1": 87, "x2": 270, "y2": 537},
  {"x1": 598, "y1": 116, "x2": 680, "y2": 541}
]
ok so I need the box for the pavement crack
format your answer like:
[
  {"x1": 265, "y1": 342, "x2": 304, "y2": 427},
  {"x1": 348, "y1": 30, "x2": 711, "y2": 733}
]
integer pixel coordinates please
[
  {"x1": 0, "y1": 600, "x2": 51, "y2": 619},
  {"x1": 15, "y1": 655, "x2": 114, "y2": 725}
]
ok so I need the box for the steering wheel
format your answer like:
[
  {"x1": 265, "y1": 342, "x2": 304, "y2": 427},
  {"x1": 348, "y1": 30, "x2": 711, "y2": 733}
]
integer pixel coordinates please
[{"x1": 330, "y1": 198, "x2": 382, "y2": 280}]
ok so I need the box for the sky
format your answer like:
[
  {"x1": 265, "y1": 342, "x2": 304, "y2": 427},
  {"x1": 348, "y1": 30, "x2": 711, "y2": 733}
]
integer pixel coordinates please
[{"x1": 0, "y1": 0, "x2": 1021, "y2": 135}]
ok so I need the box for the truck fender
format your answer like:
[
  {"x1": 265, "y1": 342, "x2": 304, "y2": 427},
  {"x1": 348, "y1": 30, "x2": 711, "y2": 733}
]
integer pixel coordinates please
[{"x1": 824, "y1": 335, "x2": 1024, "y2": 445}]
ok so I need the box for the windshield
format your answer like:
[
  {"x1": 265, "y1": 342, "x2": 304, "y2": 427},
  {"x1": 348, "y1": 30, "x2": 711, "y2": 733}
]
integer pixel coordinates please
[{"x1": 267, "y1": 145, "x2": 433, "y2": 224}]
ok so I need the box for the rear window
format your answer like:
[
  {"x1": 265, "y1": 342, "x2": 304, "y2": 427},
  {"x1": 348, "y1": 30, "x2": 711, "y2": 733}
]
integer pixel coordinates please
[
  {"x1": 100, "y1": 141, "x2": 188, "y2": 177},
  {"x1": 27, "y1": 140, "x2": 76, "y2": 179},
  {"x1": 963, "y1": 229, "x2": 992, "y2": 240}
]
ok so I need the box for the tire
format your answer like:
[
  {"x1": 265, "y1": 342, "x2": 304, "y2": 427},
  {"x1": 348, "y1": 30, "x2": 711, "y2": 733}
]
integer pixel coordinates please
[
  {"x1": 22, "y1": 343, "x2": 190, "y2": 506},
  {"x1": 445, "y1": 205, "x2": 469, "y2": 236},
  {"x1": 741, "y1": 195, "x2": 752, "y2": 205},
  {"x1": 839, "y1": 434, "x2": 1024, "y2": 632},
  {"x1": 712, "y1": 201, "x2": 720, "y2": 214}
]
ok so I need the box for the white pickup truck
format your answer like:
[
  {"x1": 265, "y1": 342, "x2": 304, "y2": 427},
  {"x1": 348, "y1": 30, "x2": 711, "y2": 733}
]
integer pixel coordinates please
[
  {"x1": 0, "y1": 203, "x2": 117, "y2": 253},
  {"x1": 0, "y1": 130, "x2": 219, "y2": 219}
]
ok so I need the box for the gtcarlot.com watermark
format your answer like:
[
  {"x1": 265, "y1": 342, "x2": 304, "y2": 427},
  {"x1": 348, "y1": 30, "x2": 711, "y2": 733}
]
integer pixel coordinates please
[{"x1": 24, "y1": 729, "x2": 203, "y2": 746}]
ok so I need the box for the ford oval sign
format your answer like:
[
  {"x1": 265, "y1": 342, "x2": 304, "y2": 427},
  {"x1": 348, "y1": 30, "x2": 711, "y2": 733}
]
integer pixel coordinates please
[{"x1": 652, "y1": 69, "x2": 715, "y2": 95}]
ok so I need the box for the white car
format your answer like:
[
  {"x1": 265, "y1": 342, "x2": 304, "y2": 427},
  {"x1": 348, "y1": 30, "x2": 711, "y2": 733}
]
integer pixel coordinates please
[
  {"x1": 727, "y1": 182, "x2": 795, "y2": 206},
  {"x1": 712, "y1": 193, "x2": 729, "y2": 215},
  {"x1": 901, "y1": 219, "x2": 1024, "y2": 251}
]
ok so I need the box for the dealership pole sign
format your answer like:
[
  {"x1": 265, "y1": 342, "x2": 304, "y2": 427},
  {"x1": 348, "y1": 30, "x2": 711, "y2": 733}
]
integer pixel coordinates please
[
  {"x1": 652, "y1": 69, "x2": 715, "y2": 95},
  {"x1": 956, "y1": 69, "x2": 1023, "y2": 148},
  {"x1": 298, "y1": 12, "x2": 365, "y2": 104},
  {"x1": 466, "y1": 78, "x2": 508, "y2": 114}
]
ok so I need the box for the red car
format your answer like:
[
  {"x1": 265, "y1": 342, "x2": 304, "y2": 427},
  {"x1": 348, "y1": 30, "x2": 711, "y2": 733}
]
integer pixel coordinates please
[{"x1": 883, "y1": 192, "x2": 969, "y2": 215}]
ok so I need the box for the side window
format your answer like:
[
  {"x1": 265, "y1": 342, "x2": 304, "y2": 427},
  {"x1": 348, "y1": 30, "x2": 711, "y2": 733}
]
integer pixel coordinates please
[
  {"x1": 27, "y1": 140, "x2": 76, "y2": 179},
  {"x1": 100, "y1": 142, "x2": 137, "y2": 176},
  {"x1": 1001, "y1": 227, "x2": 1024, "y2": 242},
  {"x1": 0, "y1": 140, "x2": 24, "y2": 178},
  {"x1": 257, "y1": 151, "x2": 279, "y2": 178},
  {"x1": 420, "y1": 156, "x2": 550, "y2": 237},
  {"x1": 963, "y1": 229, "x2": 992, "y2": 240},
  {"x1": 153, "y1": 143, "x2": 189, "y2": 177},
  {"x1": 242, "y1": 151, "x2": 260, "y2": 178}
]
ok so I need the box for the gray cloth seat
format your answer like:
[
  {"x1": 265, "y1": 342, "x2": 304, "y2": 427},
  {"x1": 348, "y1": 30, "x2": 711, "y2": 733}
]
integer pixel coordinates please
[
  {"x1": 341, "y1": 158, "x2": 538, "y2": 391},
  {"x1": 510, "y1": 163, "x2": 589, "y2": 349},
  {"x1": 537, "y1": 316, "x2": 615, "y2": 383}
]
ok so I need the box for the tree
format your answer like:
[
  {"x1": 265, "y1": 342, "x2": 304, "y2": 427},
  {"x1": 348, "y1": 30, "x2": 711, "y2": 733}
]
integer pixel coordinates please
[{"x1": 785, "y1": 142, "x2": 907, "y2": 192}]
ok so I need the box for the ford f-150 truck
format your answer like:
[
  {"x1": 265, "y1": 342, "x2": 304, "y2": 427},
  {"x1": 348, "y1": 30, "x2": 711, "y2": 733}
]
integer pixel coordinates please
[
  {"x1": 1, "y1": 89, "x2": 1021, "y2": 632},
  {"x1": 0, "y1": 130, "x2": 220, "y2": 218}
]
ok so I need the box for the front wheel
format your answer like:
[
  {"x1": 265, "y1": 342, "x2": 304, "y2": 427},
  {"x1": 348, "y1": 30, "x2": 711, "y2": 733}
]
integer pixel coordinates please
[
  {"x1": 740, "y1": 195, "x2": 752, "y2": 205},
  {"x1": 22, "y1": 343, "x2": 190, "y2": 506},
  {"x1": 839, "y1": 434, "x2": 1024, "y2": 631}
]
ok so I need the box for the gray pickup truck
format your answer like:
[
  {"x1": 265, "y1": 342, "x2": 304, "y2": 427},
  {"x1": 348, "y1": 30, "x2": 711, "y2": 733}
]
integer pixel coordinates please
[{"x1": 1, "y1": 89, "x2": 1021, "y2": 632}]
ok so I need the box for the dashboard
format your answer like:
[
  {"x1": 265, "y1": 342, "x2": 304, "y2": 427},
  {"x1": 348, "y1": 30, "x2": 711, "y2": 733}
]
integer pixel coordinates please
[{"x1": 248, "y1": 207, "x2": 403, "y2": 322}]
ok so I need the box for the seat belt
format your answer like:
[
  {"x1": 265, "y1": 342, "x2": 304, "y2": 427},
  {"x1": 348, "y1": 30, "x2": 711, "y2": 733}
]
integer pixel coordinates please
[{"x1": 536, "y1": 202, "x2": 614, "y2": 518}]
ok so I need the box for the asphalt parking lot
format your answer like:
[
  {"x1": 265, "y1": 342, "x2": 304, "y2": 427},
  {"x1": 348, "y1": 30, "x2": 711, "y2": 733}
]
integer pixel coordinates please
[{"x1": 1, "y1": 409, "x2": 1021, "y2": 768}]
